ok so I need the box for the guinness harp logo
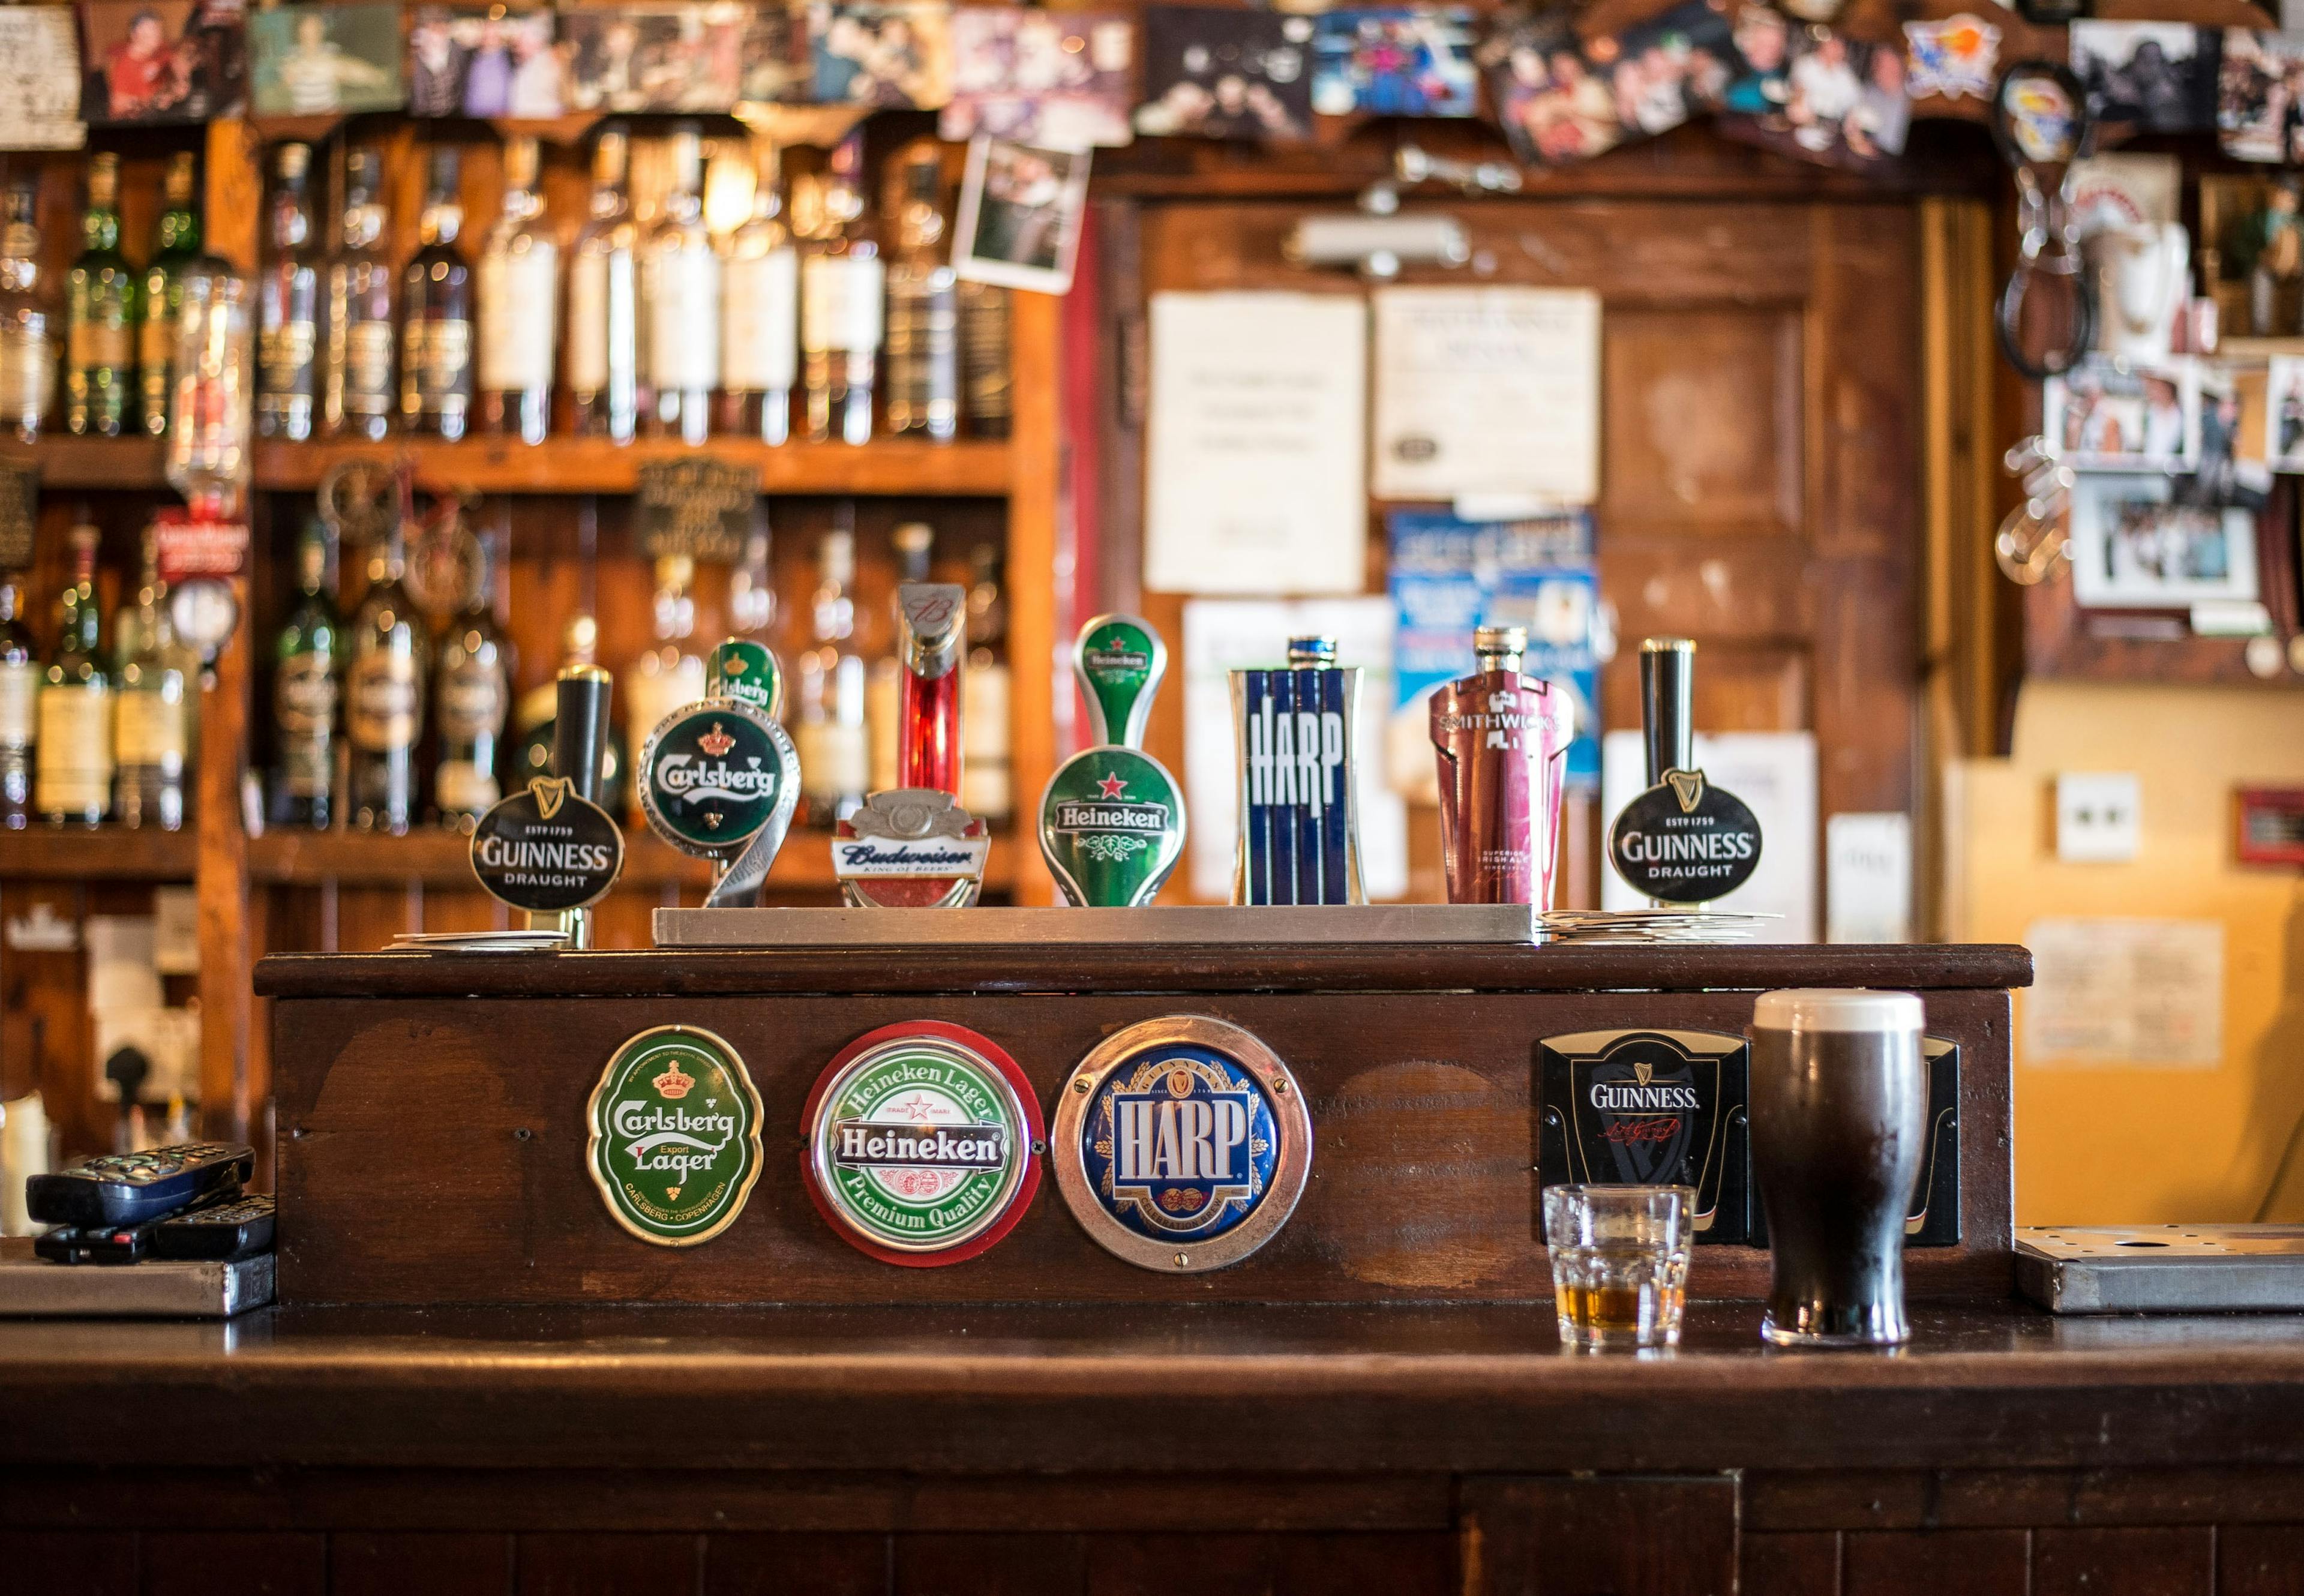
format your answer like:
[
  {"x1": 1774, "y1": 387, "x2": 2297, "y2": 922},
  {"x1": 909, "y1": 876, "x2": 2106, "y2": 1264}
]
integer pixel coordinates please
[
  {"x1": 1665, "y1": 769, "x2": 1705, "y2": 812},
  {"x1": 531, "y1": 776, "x2": 569, "y2": 820}
]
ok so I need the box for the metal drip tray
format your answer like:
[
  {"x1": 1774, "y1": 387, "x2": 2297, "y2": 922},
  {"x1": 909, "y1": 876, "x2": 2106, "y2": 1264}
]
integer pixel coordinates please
[{"x1": 2017, "y1": 1225, "x2": 2304, "y2": 1314}]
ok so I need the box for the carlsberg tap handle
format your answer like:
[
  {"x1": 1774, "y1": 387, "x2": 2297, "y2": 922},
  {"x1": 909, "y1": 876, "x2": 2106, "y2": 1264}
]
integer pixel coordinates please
[
  {"x1": 1073, "y1": 614, "x2": 1166, "y2": 751},
  {"x1": 553, "y1": 665, "x2": 613, "y2": 805},
  {"x1": 1640, "y1": 637, "x2": 1695, "y2": 785}
]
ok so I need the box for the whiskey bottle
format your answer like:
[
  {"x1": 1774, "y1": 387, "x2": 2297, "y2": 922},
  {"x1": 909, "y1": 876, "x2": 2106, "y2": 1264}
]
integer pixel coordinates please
[
  {"x1": 568, "y1": 127, "x2": 642, "y2": 443},
  {"x1": 883, "y1": 139, "x2": 957, "y2": 442},
  {"x1": 0, "y1": 180, "x2": 55, "y2": 443},
  {"x1": 867, "y1": 520, "x2": 932, "y2": 793},
  {"x1": 721, "y1": 136, "x2": 797, "y2": 445},
  {"x1": 270, "y1": 521, "x2": 339, "y2": 829},
  {"x1": 644, "y1": 125, "x2": 721, "y2": 445},
  {"x1": 959, "y1": 281, "x2": 1012, "y2": 439},
  {"x1": 432, "y1": 535, "x2": 509, "y2": 828},
  {"x1": 254, "y1": 142, "x2": 318, "y2": 442},
  {"x1": 514, "y1": 612, "x2": 629, "y2": 814},
  {"x1": 138, "y1": 151, "x2": 202, "y2": 438},
  {"x1": 960, "y1": 542, "x2": 1011, "y2": 821},
  {"x1": 347, "y1": 518, "x2": 428, "y2": 832},
  {"x1": 324, "y1": 146, "x2": 395, "y2": 441},
  {"x1": 67, "y1": 151, "x2": 138, "y2": 438},
  {"x1": 400, "y1": 147, "x2": 473, "y2": 441},
  {"x1": 0, "y1": 571, "x2": 34, "y2": 827},
  {"x1": 794, "y1": 521, "x2": 867, "y2": 827},
  {"x1": 728, "y1": 512, "x2": 778, "y2": 652},
  {"x1": 478, "y1": 134, "x2": 558, "y2": 446},
  {"x1": 620, "y1": 553, "x2": 706, "y2": 758},
  {"x1": 799, "y1": 134, "x2": 883, "y2": 446},
  {"x1": 113, "y1": 527, "x2": 188, "y2": 831},
  {"x1": 35, "y1": 523, "x2": 110, "y2": 826}
]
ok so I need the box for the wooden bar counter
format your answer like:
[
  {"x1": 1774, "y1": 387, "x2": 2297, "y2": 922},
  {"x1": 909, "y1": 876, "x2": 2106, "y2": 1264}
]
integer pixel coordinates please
[{"x1": 11, "y1": 940, "x2": 2304, "y2": 1595}]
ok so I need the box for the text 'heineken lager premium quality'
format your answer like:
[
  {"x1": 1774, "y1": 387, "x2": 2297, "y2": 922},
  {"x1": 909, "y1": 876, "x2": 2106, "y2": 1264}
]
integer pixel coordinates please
[
  {"x1": 1231, "y1": 635, "x2": 1363, "y2": 906},
  {"x1": 1039, "y1": 616, "x2": 1185, "y2": 907}
]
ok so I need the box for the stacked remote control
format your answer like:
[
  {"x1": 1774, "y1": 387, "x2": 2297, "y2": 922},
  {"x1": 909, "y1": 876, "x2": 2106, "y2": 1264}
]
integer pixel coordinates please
[{"x1": 27, "y1": 1145, "x2": 272, "y2": 1267}]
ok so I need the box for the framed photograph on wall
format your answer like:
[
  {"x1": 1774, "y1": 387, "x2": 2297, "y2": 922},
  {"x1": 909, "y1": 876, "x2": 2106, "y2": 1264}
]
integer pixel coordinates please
[
  {"x1": 951, "y1": 134, "x2": 1090, "y2": 294},
  {"x1": 2068, "y1": 472, "x2": 2261, "y2": 608},
  {"x1": 2044, "y1": 357, "x2": 2200, "y2": 471}
]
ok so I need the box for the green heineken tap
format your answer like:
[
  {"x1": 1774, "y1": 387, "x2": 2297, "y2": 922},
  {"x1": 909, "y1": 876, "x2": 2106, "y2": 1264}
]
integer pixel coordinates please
[
  {"x1": 1073, "y1": 613, "x2": 1165, "y2": 750},
  {"x1": 1040, "y1": 617, "x2": 1186, "y2": 907}
]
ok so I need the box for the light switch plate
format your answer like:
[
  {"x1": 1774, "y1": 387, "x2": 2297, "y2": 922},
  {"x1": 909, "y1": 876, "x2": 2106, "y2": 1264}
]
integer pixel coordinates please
[{"x1": 2057, "y1": 772, "x2": 2143, "y2": 863}]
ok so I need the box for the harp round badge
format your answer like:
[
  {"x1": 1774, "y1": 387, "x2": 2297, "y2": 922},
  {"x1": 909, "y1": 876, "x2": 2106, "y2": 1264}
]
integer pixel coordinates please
[
  {"x1": 802, "y1": 1022, "x2": 1042, "y2": 1267},
  {"x1": 1053, "y1": 1015, "x2": 1312, "y2": 1273},
  {"x1": 586, "y1": 1025, "x2": 764, "y2": 1246}
]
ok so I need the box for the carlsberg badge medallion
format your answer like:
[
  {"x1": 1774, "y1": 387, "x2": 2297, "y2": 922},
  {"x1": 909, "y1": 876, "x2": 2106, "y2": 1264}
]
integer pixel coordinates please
[
  {"x1": 1537, "y1": 1028, "x2": 1751, "y2": 1243},
  {"x1": 1038, "y1": 746, "x2": 1187, "y2": 907},
  {"x1": 1053, "y1": 1015, "x2": 1312, "y2": 1273},
  {"x1": 802, "y1": 1021, "x2": 1043, "y2": 1267},
  {"x1": 638, "y1": 697, "x2": 800, "y2": 905},
  {"x1": 586, "y1": 1025, "x2": 764, "y2": 1246}
]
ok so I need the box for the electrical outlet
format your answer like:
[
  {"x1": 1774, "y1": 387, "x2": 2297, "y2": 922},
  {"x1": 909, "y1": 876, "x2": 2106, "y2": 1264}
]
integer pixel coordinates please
[{"x1": 2056, "y1": 772, "x2": 2143, "y2": 863}]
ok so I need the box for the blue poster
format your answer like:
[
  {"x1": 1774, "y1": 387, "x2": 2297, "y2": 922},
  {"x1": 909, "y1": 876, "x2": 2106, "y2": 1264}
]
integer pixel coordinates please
[{"x1": 1388, "y1": 508, "x2": 1600, "y2": 789}]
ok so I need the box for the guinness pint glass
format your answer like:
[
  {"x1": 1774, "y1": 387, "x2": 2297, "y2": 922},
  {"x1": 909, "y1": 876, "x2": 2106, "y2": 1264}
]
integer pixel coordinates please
[{"x1": 1751, "y1": 989, "x2": 1926, "y2": 1347}]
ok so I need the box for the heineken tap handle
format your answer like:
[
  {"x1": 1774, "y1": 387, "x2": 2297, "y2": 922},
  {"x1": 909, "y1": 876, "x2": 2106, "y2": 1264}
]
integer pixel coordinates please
[
  {"x1": 553, "y1": 664, "x2": 614, "y2": 805},
  {"x1": 1074, "y1": 614, "x2": 1167, "y2": 750},
  {"x1": 1640, "y1": 637, "x2": 1695, "y2": 785}
]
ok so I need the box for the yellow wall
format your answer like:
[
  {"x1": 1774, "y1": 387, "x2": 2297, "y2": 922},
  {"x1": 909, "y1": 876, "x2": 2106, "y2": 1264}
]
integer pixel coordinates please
[{"x1": 1945, "y1": 680, "x2": 2304, "y2": 1226}]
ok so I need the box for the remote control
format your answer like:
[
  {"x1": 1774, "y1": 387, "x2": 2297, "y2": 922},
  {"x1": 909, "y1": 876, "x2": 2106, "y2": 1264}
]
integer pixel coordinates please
[
  {"x1": 25, "y1": 1144, "x2": 254, "y2": 1229},
  {"x1": 154, "y1": 1193, "x2": 275, "y2": 1264},
  {"x1": 35, "y1": 1220, "x2": 155, "y2": 1266}
]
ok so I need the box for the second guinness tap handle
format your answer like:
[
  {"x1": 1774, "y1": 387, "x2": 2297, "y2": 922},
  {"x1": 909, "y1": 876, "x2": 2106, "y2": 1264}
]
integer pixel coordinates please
[
  {"x1": 553, "y1": 665, "x2": 613, "y2": 803},
  {"x1": 1640, "y1": 638, "x2": 1695, "y2": 784}
]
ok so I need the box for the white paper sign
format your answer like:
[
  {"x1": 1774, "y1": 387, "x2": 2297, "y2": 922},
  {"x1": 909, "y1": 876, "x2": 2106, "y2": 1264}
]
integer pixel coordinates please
[
  {"x1": 1372, "y1": 286, "x2": 1600, "y2": 505},
  {"x1": 1826, "y1": 812, "x2": 1912, "y2": 944},
  {"x1": 1181, "y1": 598, "x2": 1407, "y2": 903},
  {"x1": 0, "y1": 10, "x2": 85, "y2": 151},
  {"x1": 1145, "y1": 292, "x2": 1367, "y2": 596},
  {"x1": 2024, "y1": 916, "x2": 2224, "y2": 1067},
  {"x1": 1601, "y1": 730, "x2": 1817, "y2": 941}
]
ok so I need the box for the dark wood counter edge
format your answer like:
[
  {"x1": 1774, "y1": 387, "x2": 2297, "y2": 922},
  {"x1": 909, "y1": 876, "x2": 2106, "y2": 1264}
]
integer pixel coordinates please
[{"x1": 251, "y1": 941, "x2": 2035, "y2": 998}]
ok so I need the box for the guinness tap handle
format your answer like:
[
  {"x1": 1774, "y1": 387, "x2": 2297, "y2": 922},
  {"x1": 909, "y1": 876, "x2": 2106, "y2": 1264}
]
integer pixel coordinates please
[
  {"x1": 1640, "y1": 638, "x2": 1695, "y2": 785},
  {"x1": 553, "y1": 665, "x2": 613, "y2": 805}
]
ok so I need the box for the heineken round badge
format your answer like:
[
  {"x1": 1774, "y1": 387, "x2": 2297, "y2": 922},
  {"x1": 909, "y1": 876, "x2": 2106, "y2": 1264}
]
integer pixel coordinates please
[
  {"x1": 1037, "y1": 746, "x2": 1186, "y2": 908},
  {"x1": 802, "y1": 1022, "x2": 1043, "y2": 1267},
  {"x1": 1052, "y1": 1015, "x2": 1312, "y2": 1273},
  {"x1": 586, "y1": 1025, "x2": 764, "y2": 1247}
]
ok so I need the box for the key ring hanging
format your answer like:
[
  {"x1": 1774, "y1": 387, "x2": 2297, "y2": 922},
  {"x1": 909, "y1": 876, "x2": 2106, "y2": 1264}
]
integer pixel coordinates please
[
  {"x1": 1991, "y1": 62, "x2": 2097, "y2": 381},
  {"x1": 1994, "y1": 436, "x2": 2074, "y2": 586}
]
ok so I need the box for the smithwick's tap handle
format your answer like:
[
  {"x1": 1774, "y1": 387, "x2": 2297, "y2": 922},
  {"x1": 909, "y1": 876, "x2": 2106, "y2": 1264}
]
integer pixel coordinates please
[
  {"x1": 1640, "y1": 638, "x2": 1695, "y2": 784},
  {"x1": 553, "y1": 664, "x2": 613, "y2": 805}
]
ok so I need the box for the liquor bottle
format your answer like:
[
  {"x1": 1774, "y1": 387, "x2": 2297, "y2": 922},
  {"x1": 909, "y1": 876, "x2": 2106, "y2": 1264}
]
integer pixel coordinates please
[
  {"x1": 270, "y1": 521, "x2": 339, "y2": 829},
  {"x1": 478, "y1": 134, "x2": 558, "y2": 446},
  {"x1": 254, "y1": 142, "x2": 317, "y2": 442},
  {"x1": 67, "y1": 152, "x2": 138, "y2": 438},
  {"x1": 721, "y1": 137, "x2": 797, "y2": 445},
  {"x1": 1429, "y1": 624, "x2": 1576, "y2": 907},
  {"x1": 728, "y1": 512, "x2": 778, "y2": 653},
  {"x1": 799, "y1": 133, "x2": 884, "y2": 446},
  {"x1": 794, "y1": 523, "x2": 868, "y2": 827},
  {"x1": 347, "y1": 518, "x2": 428, "y2": 832},
  {"x1": 0, "y1": 181, "x2": 55, "y2": 444},
  {"x1": 113, "y1": 527, "x2": 189, "y2": 831},
  {"x1": 621, "y1": 554, "x2": 707, "y2": 759},
  {"x1": 644, "y1": 125, "x2": 721, "y2": 445},
  {"x1": 400, "y1": 147, "x2": 473, "y2": 441},
  {"x1": 432, "y1": 536, "x2": 509, "y2": 828},
  {"x1": 323, "y1": 147, "x2": 395, "y2": 442},
  {"x1": 138, "y1": 151, "x2": 202, "y2": 438},
  {"x1": 960, "y1": 543, "x2": 1010, "y2": 821},
  {"x1": 514, "y1": 612, "x2": 629, "y2": 814},
  {"x1": 867, "y1": 521, "x2": 932, "y2": 793},
  {"x1": 883, "y1": 140, "x2": 957, "y2": 442},
  {"x1": 0, "y1": 571, "x2": 35, "y2": 827},
  {"x1": 959, "y1": 281, "x2": 1012, "y2": 439},
  {"x1": 568, "y1": 127, "x2": 642, "y2": 443},
  {"x1": 35, "y1": 523, "x2": 110, "y2": 826}
]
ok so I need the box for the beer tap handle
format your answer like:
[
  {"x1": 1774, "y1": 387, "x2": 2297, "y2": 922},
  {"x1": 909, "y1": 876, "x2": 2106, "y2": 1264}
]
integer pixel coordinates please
[
  {"x1": 553, "y1": 665, "x2": 613, "y2": 805},
  {"x1": 1640, "y1": 638, "x2": 1695, "y2": 785},
  {"x1": 710, "y1": 638, "x2": 785, "y2": 722},
  {"x1": 1074, "y1": 614, "x2": 1167, "y2": 750}
]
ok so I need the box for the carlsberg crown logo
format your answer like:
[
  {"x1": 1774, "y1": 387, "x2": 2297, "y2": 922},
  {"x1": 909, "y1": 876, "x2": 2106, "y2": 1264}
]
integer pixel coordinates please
[{"x1": 586, "y1": 1025, "x2": 764, "y2": 1246}]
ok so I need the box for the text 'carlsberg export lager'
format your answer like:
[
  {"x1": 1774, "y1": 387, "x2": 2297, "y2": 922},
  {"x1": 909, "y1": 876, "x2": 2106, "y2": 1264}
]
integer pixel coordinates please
[{"x1": 1429, "y1": 625, "x2": 1576, "y2": 905}]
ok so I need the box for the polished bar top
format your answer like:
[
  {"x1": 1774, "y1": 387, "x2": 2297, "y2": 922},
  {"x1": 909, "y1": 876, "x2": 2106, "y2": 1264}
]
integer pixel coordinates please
[{"x1": 1, "y1": 1298, "x2": 2294, "y2": 1475}]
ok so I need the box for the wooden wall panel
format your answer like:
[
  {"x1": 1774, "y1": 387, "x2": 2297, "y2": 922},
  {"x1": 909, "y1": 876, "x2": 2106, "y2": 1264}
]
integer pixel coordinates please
[
  {"x1": 1460, "y1": 1476, "x2": 1735, "y2": 1596},
  {"x1": 1841, "y1": 1530, "x2": 2029, "y2": 1596},
  {"x1": 328, "y1": 1533, "x2": 511, "y2": 1596},
  {"x1": 2221, "y1": 1525, "x2": 2304, "y2": 1596},
  {"x1": 512, "y1": 1534, "x2": 701, "y2": 1596},
  {"x1": 703, "y1": 1534, "x2": 892, "y2": 1596},
  {"x1": 2031, "y1": 1527, "x2": 2215, "y2": 1596},
  {"x1": 140, "y1": 1531, "x2": 326, "y2": 1596},
  {"x1": 1742, "y1": 1531, "x2": 1840, "y2": 1595}
]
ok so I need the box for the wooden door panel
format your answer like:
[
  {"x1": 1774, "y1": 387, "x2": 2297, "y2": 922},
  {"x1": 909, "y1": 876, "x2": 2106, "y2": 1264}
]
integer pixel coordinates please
[
  {"x1": 1601, "y1": 643, "x2": 1811, "y2": 737},
  {"x1": 1603, "y1": 309, "x2": 1802, "y2": 535}
]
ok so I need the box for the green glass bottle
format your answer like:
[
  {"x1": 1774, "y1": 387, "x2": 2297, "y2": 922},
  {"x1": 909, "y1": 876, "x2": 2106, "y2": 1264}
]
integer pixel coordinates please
[
  {"x1": 35, "y1": 522, "x2": 110, "y2": 826},
  {"x1": 138, "y1": 151, "x2": 201, "y2": 438},
  {"x1": 113, "y1": 526, "x2": 188, "y2": 831},
  {"x1": 271, "y1": 522, "x2": 340, "y2": 829},
  {"x1": 347, "y1": 518, "x2": 428, "y2": 833},
  {"x1": 67, "y1": 152, "x2": 138, "y2": 437}
]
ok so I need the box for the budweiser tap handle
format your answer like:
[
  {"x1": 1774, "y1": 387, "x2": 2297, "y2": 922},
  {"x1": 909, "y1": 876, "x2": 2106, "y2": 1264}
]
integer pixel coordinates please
[
  {"x1": 1640, "y1": 637, "x2": 1696, "y2": 784},
  {"x1": 553, "y1": 665, "x2": 613, "y2": 805}
]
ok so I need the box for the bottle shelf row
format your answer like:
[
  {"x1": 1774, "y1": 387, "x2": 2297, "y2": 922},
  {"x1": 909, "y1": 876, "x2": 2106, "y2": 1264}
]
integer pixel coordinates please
[{"x1": 0, "y1": 436, "x2": 1014, "y2": 498}]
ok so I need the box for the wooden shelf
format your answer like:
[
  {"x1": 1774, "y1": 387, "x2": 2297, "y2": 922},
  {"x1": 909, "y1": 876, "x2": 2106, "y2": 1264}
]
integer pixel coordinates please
[
  {"x1": 0, "y1": 824, "x2": 199, "y2": 880},
  {"x1": 250, "y1": 438, "x2": 1013, "y2": 497},
  {"x1": 0, "y1": 437, "x2": 172, "y2": 492}
]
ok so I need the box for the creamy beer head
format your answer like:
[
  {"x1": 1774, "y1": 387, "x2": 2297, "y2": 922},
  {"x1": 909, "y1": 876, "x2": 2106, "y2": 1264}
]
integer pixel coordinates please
[{"x1": 1753, "y1": 989, "x2": 1924, "y2": 1035}]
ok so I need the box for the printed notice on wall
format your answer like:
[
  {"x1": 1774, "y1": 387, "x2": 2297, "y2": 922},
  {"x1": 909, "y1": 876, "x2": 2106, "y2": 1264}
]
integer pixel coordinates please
[
  {"x1": 0, "y1": 8, "x2": 86, "y2": 150},
  {"x1": 1145, "y1": 292, "x2": 1367, "y2": 596},
  {"x1": 2024, "y1": 916, "x2": 2224, "y2": 1067},
  {"x1": 1372, "y1": 286, "x2": 1600, "y2": 505}
]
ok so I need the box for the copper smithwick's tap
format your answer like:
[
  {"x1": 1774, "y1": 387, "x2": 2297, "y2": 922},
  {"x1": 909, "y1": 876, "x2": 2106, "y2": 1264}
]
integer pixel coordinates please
[{"x1": 1429, "y1": 625, "x2": 1576, "y2": 907}]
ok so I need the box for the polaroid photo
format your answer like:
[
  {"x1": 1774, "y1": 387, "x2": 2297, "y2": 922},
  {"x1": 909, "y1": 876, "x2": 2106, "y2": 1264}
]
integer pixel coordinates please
[
  {"x1": 1, "y1": 7, "x2": 86, "y2": 148},
  {"x1": 2045, "y1": 358, "x2": 2201, "y2": 472},
  {"x1": 1586, "y1": 0, "x2": 1740, "y2": 135},
  {"x1": 2219, "y1": 29, "x2": 2304, "y2": 163},
  {"x1": 248, "y1": 2, "x2": 402, "y2": 116},
  {"x1": 562, "y1": 5, "x2": 745, "y2": 113},
  {"x1": 1717, "y1": 23, "x2": 1908, "y2": 171},
  {"x1": 79, "y1": 0, "x2": 245, "y2": 125},
  {"x1": 941, "y1": 7, "x2": 1134, "y2": 148},
  {"x1": 2071, "y1": 21, "x2": 2219, "y2": 133},
  {"x1": 736, "y1": 4, "x2": 806, "y2": 106},
  {"x1": 1310, "y1": 8, "x2": 1479, "y2": 119},
  {"x1": 1480, "y1": 10, "x2": 1619, "y2": 164},
  {"x1": 2068, "y1": 473, "x2": 2260, "y2": 609},
  {"x1": 407, "y1": 5, "x2": 562, "y2": 118},
  {"x1": 2266, "y1": 354, "x2": 2304, "y2": 470},
  {"x1": 1135, "y1": 5, "x2": 1315, "y2": 141},
  {"x1": 808, "y1": 1, "x2": 953, "y2": 109},
  {"x1": 2183, "y1": 363, "x2": 2271, "y2": 511},
  {"x1": 952, "y1": 134, "x2": 1090, "y2": 295}
]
